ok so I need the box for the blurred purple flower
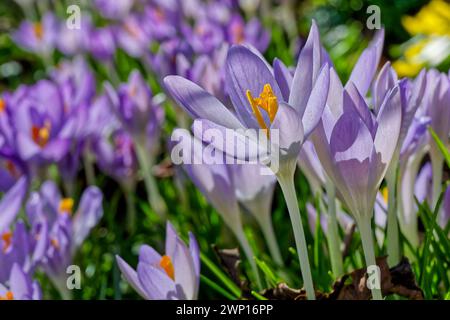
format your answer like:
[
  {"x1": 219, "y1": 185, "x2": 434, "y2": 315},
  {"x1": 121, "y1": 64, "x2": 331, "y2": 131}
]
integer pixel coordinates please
[
  {"x1": 26, "y1": 182, "x2": 103, "y2": 292},
  {"x1": 0, "y1": 264, "x2": 41, "y2": 300},
  {"x1": 116, "y1": 221, "x2": 200, "y2": 300},
  {"x1": 94, "y1": 0, "x2": 134, "y2": 20},
  {"x1": 13, "y1": 13, "x2": 58, "y2": 56}
]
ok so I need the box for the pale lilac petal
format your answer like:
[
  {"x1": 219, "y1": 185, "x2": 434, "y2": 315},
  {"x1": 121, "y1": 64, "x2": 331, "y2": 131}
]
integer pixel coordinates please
[
  {"x1": 72, "y1": 186, "x2": 103, "y2": 249},
  {"x1": 116, "y1": 255, "x2": 151, "y2": 300},
  {"x1": 289, "y1": 20, "x2": 323, "y2": 114},
  {"x1": 301, "y1": 64, "x2": 330, "y2": 138},
  {"x1": 164, "y1": 76, "x2": 244, "y2": 129},
  {"x1": 0, "y1": 177, "x2": 27, "y2": 232},
  {"x1": 173, "y1": 238, "x2": 197, "y2": 300},
  {"x1": 137, "y1": 263, "x2": 179, "y2": 300},
  {"x1": 273, "y1": 58, "x2": 292, "y2": 101}
]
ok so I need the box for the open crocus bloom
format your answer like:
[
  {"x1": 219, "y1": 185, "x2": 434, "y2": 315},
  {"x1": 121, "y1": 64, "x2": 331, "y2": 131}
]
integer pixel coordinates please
[
  {"x1": 164, "y1": 21, "x2": 330, "y2": 170},
  {"x1": 116, "y1": 222, "x2": 200, "y2": 300},
  {"x1": 0, "y1": 264, "x2": 41, "y2": 300},
  {"x1": 13, "y1": 12, "x2": 57, "y2": 55}
]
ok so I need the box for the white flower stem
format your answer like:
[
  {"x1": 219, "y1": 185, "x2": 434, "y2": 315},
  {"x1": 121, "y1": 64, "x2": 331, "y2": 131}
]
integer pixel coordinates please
[
  {"x1": 325, "y1": 178, "x2": 344, "y2": 277},
  {"x1": 357, "y1": 216, "x2": 383, "y2": 300},
  {"x1": 235, "y1": 226, "x2": 263, "y2": 290},
  {"x1": 277, "y1": 163, "x2": 315, "y2": 300},
  {"x1": 258, "y1": 214, "x2": 284, "y2": 267},
  {"x1": 134, "y1": 141, "x2": 167, "y2": 219},
  {"x1": 386, "y1": 165, "x2": 400, "y2": 266},
  {"x1": 431, "y1": 152, "x2": 444, "y2": 210}
]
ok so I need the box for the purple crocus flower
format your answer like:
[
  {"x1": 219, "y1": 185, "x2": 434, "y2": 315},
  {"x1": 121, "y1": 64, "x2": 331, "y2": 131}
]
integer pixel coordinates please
[
  {"x1": 0, "y1": 178, "x2": 42, "y2": 285},
  {"x1": 56, "y1": 16, "x2": 92, "y2": 56},
  {"x1": 26, "y1": 182, "x2": 103, "y2": 298},
  {"x1": 116, "y1": 222, "x2": 200, "y2": 300},
  {"x1": 166, "y1": 21, "x2": 330, "y2": 299},
  {"x1": 0, "y1": 176, "x2": 27, "y2": 233},
  {"x1": 2, "y1": 80, "x2": 73, "y2": 168},
  {"x1": 94, "y1": 128, "x2": 138, "y2": 187},
  {"x1": 171, "y1": 129, "x2": 262, "y2": 287},
  {"x1": 105, "y1": 71, "x2": 166, "y2": 217},
  {"x1": 226, "y1": 15, "x2": 270, "y2": 52},
  {"x1": 0, "y1": 219, "x2": 47, "y2": 286},
  {"x1": 86, "y1": 27, "x2": 116, "y2": 61},
  {"x1": 421, "y1": 70, "x2": 450, "y2": 207},
  {"x1": 0, "y1": 264, "x2": 41, "y2": 300},
  {"x1": 116, "y1": 15, "x2": 152, "y2": 58},
  {"x1": 164, "y1": 30, "x2": 329, "y2": 169},
  {"x1": 311, "y1": 81, "x2": 401, "y2": 222},
  {"x1": 94, "y1": 0, "x2": 134, "y2": 20},
  {"x1": 13, "y1": 13, "x2": 58, "y2": 56},
  {"x1": 106, "y1": 70, "x2": 164, "y2": 149}
]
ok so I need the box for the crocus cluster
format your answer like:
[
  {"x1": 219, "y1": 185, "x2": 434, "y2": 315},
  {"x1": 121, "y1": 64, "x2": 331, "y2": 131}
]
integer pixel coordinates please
[
  {"x1": 165, "y1": 20, "x2": 450, "y2": 300},
  {"x1": 2, "y1": 0, "x2": 449, "y2": 302}
]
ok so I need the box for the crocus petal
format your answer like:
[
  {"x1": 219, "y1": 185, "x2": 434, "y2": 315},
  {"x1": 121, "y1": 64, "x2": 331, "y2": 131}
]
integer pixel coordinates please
[
  {"x1": 344, "y1": 82, "x2": 376, "y2": 135},
  {"x1": 289, "y1": 20, "x2": 323, "y2": 114},
  {"x1": 9, "y1": 264, "x2": 32, "y2": 300},
  {"x1": 273, "y1": 58, "x2": 292, "y2": 101},
  {"x1": 137, "y1": 263, "x2": 179, "y2": 300},
  {"x1": 270, "y1": 102, "x2": 304, "y2": 158},
  {"x1": 72, "y1": 186, "x2": 103, "y2": 249},
  {"x1": 164, "y1": 75, "x2": 243, "y2": 129},
  {"x1": 116, "y1": 255, "x2": 151, "y2": 300},
  {"x1": 165, "y1": 221, "x2": 178, "y2": 259},
  {"x1": 40, "y1": 138, "x2": 71, "y2": 162},
  {"x1": 0, "y1": 177, "x2": 27, "y2": 232},
  {"x1": 374, "y1": 85, "x2": 402, "y2": 164},
  {"x1": 191, "y1": 119, "x2": 269, "y2": 162},
  {"x1": 225, "y1": 45, "x2": 282, "y2": 128},
  {"x1": 16, "y1": 133, "x2": 40, "y2": 161},
  {"x1": 189, "y1": 232, "x2": 200, "y2": 277},
  {"x1": 301, "y1": 64, "x2": 330, "y2": 138},
  {"x1": 139, "y1": 244, "x2": 162, "y2": 265},
  {"x1": 347, "y1": 28, "x2": 384, "y2": 96},
  {"x1": 173, "y1": 238, "x2": 197, "y2": 300},
  {"x1": 372, "y1": 62, "x2": 397, "y2": 113}
]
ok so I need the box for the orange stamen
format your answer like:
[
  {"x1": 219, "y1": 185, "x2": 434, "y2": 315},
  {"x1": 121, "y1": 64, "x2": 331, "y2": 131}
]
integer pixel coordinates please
[
  {"x1": 33, "y1": 23, "x2": 43, "y2": 40},
  {"x1": 1, "y1": 232, "x2": 12, "y2": 253},
  {"x1": 0, "y1": 291, "x2": 14, "y2": 300},
  {"x1": 59, "y1": 198, "x2": 74, "y2": 215},
  {"x1": 159, "y1": 255, "x2": 175, "y2": 280}
]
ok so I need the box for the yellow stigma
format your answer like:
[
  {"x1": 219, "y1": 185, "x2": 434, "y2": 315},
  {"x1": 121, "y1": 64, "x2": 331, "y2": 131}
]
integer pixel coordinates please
[
  {"x1": 33, "y1": 23, "x2": 43, "y2": 40},
  {"x1": 246, "y1": 84, "x2": 278, "y2": 137},
  {"x1": 1, "y1": 231, "x2": 12, "y2": 253},
  {"x1": 0, "y1": 291, "x2": 14, "y2": 300},
  {"x1": 59, "y1": 198, "x2": 74, "y2": 215},
  {"x1": 159, "y1": 255, "x2": 175, "y2": 280},
  {"x1": 0, "y1": 99, "x2": 5, "y2": 112},
  {"x1": 382, "y1": 187, "x2": 388, "y2": 203},
  {"x1": 31, "y1": 122, "x2": 51, "y2": 148}
]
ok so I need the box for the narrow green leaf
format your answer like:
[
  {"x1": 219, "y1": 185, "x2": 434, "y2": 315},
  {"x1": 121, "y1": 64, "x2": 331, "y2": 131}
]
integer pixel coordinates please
[
  {"x1": 200, "y1": 253, "x2": 241, "y2": 298},
  {"x1": 429, "y1": 127, "x2": 450, "y2": 168},
  {"x1": 251, "y1": 291, "x2": 268, "y2": 300},
  {"x1": 200, "y1": 275, "x2": 236, "y2": 300}
]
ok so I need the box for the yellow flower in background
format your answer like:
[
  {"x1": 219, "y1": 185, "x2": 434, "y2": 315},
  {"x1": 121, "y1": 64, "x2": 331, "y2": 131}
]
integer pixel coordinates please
[
  {"x1": 393, "y1": 0, "x2": 450, "y2": 77},
  {"x1": 402, "y1": 0, "x2": 450, "y2": 36}
]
